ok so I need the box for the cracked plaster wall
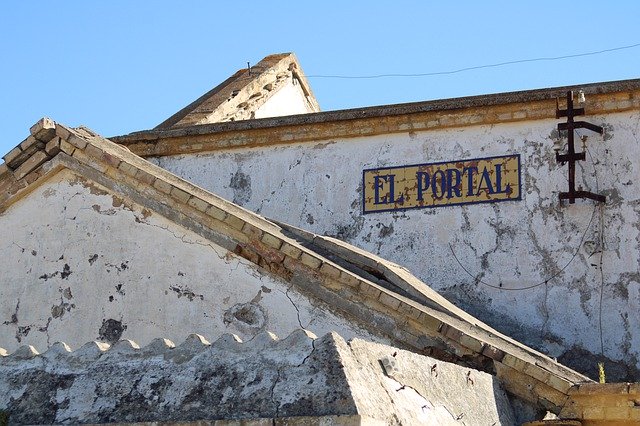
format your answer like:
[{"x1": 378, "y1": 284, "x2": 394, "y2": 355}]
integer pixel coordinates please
[
  {"x1": 0, "y1": 169, "x2": 379, "y2": 353},
  {"x1": 150, "y1": 110, "x2": 640, "y2": 381}
]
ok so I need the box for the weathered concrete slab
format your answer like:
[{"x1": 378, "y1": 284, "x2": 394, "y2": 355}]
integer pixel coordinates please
[{"x1": 0, "y1": 331, "x2": 519, "y2": 425}]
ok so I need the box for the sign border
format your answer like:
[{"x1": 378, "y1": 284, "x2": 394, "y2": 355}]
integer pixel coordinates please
[{"x1": 362, "y1": 153, "x2": 522, "y2": 214}]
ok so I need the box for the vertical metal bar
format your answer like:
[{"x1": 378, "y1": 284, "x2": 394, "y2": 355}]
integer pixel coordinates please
[{"x1": 566, "y1": 91, "x2": 576, "y2": 203}]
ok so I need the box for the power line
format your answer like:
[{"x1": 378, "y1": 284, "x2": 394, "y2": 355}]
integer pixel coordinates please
[
  {"x1": 449, "y1": 146, "x2": 602, "y2": 291},
  {"x1": 306, "y1": 42, "x2": 640, "y2": 79}
]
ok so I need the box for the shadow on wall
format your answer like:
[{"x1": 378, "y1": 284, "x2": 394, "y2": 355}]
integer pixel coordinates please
[{"x1": 444, "y1": 292, "x2": 640, "y2": 383}]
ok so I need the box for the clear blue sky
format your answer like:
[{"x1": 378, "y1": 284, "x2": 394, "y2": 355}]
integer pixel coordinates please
[{"x1": 2, "y1": 2, "x2": 639, "y2": 155}]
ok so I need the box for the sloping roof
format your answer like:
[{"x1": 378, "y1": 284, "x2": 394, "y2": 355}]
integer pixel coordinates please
[
  {"x1": 155, "y1": 53, "x2": 319, "y2": 130},
  {"x1": 0, "y1": 330, "x2": 516, "y2": 424},
  {"x1": 112, "y1": 77, "x2": 640, "y2": 158},
  {"x1": 0, "y1": 118, "x2": 593, "y2": 415}
]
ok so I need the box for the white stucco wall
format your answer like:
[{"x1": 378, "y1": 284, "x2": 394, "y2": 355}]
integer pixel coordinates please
[
  {"x1": 150, "y1": 110, "x2": 640, "y2": 380},
  {"x1": 0, "y1": 169, "x2": 380, "y2": 353},
  {"x1": 254, "y1": 76, "x2": 316, "y2": 119}
]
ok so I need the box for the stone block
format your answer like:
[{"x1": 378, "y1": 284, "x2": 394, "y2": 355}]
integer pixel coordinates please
[
  {"x1": 575, "y1": 382, "x2": 628, "y2": 395},
  {"x1": 378, "y1": 292, "x2": 400, "y2": 310},
  {"x1": 261, "y1": 232, "x2": 283, "y2": 249},
  {"x1": 55, "y1": 123, "x2": 72, "y2": 140},
  {"x1": 19, "y1": 135, "x2": 38, "y2": 151},
  {"x1": 24, "y1": 168, "x2": 44, "y2": 185},
  {"x1": 502, "y1": 353, "x2": 528, "y2": 373},
  {"x1": 170, "y1": 186, "x2": 192, "y2": 204},
  {"x1": 101, "y1": 152, "x2": 121, "y2": 168},
  {"x1": 66, "y1": 131, "x2": 88, "y2": 149},
  {"x1": 224, "y1": 214, "x2": 246, "y2": 231},
  {"x1": 44, "y1": 137, "x2": 61, "y2": 156},
  {"x1": 319, "y1": 262, "x2": 341, "y2": 279},
  {"x1": 236, "y1": 245, "x2": 260, "y2": 264},
  {"x1": 339, "y1": 270, "x2": 360, "y2": 288},
  {"x1": 396, "y1": 301, "x2": 420, "y2": 320},
  {"x1": 3, "y1": 146, "x2": 26, "y2": 168},
  {"x1": 358, "y1": 282, "x2": 381, "y2": 299},
  {"x1": 417, "y1": 312, "x2": 443, "y2": 334},
  {"x1": 603, "y1": 406, "x2": 631, "y2": 420},
  {"x1": 495, "y1": 362, "x2": 538, "y2": 404},
  {"x1": 72, "y1": 148, "x2": 108, "y2": 173},
  {"x1": 282, "y1": 255, "x2": 302, "y2": 273},
  {"x1": 58, "y1": 139, "x2": 76, "y2": 155},
  {"x1": 188, "y1": 196, "x2": 211, "y2": 213},
  {"x1": 29, "y1": 117, "x2": 55, "y2": 140},
  {"x1": 458, "y1": 333, "x2": 484, "y2": 354},
  {"x1": 558, "y1": 398, "x2": 582, "y2": 419},
  {"x1": 281, "y1": 243, "x2": 302, "y2": 259},
  {"x1": 300, "y1": 253, "x2": 322, "y2": 270},
  {"x1": 152, "y1": 178, "x2": 173, "y2": 194},
  {"x1": 206, "y1": 204, "x2": 227, "y2": 221},
  {"x1": 442, "y1": 324, "x2": 463, "y2": 342},
  {"x1": 135, "y1": 168, "x2": 156, "y2": 186},
  {"x1": 523, "y1": 363, "x2": 552, "y2": 384},
  {"x1": 481, "y1": 345, "x2": 505, "y2": 362},
  {"x1": 321, "y1": 276, "x2": 345, "y2": 292},
  {"x1": 582, "y1": 405, "x2": 605, "y2": 419},
  {"x1": 14, "y1": 150, "x2": 49, "y2": 180},
  {"x1": 546, "y1": 373, "x2": 573, "y2": 394},
  {"x1": 84, "y1": 143, "x2": 105, "y2": 161},
  {"x1": 534, "y1": 382, "x2": 569, "y2": 410}
]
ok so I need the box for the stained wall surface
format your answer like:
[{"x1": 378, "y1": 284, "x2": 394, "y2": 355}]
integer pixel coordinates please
[
  {"x1": 149, "y1": 110, "x2": 640, "y2": 380},
  {"x1": 0, "y1": 332, "x2": 517, "y2": 425},
  {"x1": 0, "y1": 169, "x2": 378, "y2": 352}
]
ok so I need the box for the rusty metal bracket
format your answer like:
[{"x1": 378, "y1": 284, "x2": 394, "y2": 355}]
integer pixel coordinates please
[{"x1": 555, "y1": 91, "x2": 606, "y2": 204}]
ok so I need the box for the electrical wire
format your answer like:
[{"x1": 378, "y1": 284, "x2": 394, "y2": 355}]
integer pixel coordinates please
[
  {"x1": 305, "y1": 42, "x2": 640, "y2": 79},
  {"x1": 449, "y1": 148, "x2": 601, "y2": 291},
  {"x1": 587, "y1": 148, "x2": 607, "y2": 359}
]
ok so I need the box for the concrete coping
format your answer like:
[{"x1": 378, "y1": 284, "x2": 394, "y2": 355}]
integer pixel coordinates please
[
  {"x1": 0, "y1": 329, "x2": 316, "y2": 363},
  {"x1": 113, "y1": 77, "x2": 640, "y2": 143}
]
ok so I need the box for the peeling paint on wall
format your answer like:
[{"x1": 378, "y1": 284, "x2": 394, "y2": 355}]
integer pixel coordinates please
[
  {"x1": 148, "y1": 111, "x2": 640, "y2": 381},
  {"x1": 0, "y1": 169, "x2": 382, "y2": 352}
]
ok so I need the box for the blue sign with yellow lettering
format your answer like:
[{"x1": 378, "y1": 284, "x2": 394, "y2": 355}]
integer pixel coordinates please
[{"x1": 362, "y1": 154, "x2": 521, "y2": 213}]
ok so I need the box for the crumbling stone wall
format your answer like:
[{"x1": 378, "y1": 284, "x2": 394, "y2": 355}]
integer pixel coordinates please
[{"x1": 0, "y1": 331, "x2": 518, "y2": 425}]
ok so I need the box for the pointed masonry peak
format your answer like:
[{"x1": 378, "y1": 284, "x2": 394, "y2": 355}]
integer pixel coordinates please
[{"x1": 155, "y1": 52, "x2": 319, "y2": 130}]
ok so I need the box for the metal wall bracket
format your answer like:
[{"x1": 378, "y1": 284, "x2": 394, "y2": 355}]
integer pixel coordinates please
[{"x1": 555, "y1": 91, "x2": 606, "y2": 204}]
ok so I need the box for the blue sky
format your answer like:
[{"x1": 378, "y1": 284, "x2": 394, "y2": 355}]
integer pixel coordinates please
[{"x1": 1, "y1": 2, "x2": 639, "y2": 154}]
